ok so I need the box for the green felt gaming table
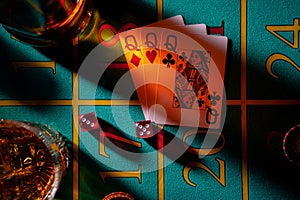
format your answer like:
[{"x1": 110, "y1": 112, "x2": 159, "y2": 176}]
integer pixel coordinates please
[{"x1": 0, "y1": 0, "x2": 300, "y2": 199}]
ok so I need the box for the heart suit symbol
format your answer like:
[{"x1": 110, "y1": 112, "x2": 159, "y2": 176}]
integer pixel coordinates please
[{"x1": 146, "y1": 50, "x2": 157, "y2": 64}]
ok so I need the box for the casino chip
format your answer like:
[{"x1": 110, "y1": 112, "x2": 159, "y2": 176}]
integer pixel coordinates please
[
  {"x1": 283, "y1": 125, "x2": 300, "y2": 166},
  {"x1": 102, "y1": 192, "x2": 134, "y2": 200}
]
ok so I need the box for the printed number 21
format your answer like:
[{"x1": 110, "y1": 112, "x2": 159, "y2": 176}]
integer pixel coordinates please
[{"x1": 265, "y1": 18, "x2": 300, "y2": 78}]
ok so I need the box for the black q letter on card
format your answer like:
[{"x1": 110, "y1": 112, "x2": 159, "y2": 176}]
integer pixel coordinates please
[
  {"x1": 145, "y1": 32, "x2": 157, "y2": 48},
  {"x1": 125, "y1": 35, "x2": 138, "y2": 51},
  {"x1": 206, "y1": 107, "x2": 219, "y2": 124}
]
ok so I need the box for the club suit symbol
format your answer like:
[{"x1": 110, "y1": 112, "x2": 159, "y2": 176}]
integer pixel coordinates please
[
  {"x1": 208, "y1": 91, "x2": 221, "y2": 106},
  {"x1": 162, "y1": 53, "x2": 175, "y2": 68}
]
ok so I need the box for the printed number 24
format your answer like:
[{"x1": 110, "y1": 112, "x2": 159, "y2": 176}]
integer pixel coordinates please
[{"x1": 265, "y1": 18, "x2": 300, "y2": 78}]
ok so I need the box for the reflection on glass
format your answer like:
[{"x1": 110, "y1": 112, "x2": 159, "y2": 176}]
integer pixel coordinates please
[
  {"x1": 0, "y1": 0, "x2": 93, "y2": 46},
  {"x1": 0, "y1": 119, "x2": 69, "y2": 200}
]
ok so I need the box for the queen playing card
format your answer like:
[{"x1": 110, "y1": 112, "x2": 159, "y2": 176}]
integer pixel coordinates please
[{"x1": 119, "y1": 18, "x2": 228, "y2": 129}]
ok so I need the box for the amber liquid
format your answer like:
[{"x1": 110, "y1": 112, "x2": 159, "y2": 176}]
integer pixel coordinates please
[
  {"x1": 0, "y1": 0, "x2": 93, "y2": 46},
  {"x1": 0, "y1": 121, "x2": 68, "y2": 200}
]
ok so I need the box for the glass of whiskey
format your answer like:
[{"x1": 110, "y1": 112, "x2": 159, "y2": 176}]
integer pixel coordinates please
[
  {"x1": 0, "y1": 119, "x2": 69, "y2": 200},
  {"x1": 0, "y1": 0, "x2": 93, "y2": 46}
]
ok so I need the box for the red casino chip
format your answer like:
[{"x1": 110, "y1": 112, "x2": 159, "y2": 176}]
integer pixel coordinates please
[
  {"x1": 102, "y1": 192, "x2": 134, "y2": 200},
  {"x1": 283, "y1": 125, "x2": 300, "y2": 166}
]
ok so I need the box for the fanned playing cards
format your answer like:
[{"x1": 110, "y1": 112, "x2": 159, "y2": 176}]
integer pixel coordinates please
[{"x1": 119, "y1": 15, "x2": 228, "y2": 129}]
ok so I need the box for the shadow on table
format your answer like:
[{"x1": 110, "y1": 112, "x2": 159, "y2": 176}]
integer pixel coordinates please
[
  {"x1": 55, "y1": 133, "x2": 152, "y2": 200},
  {"x1": 1, "y1": 0, "x2": 300, "y2": 199}
]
